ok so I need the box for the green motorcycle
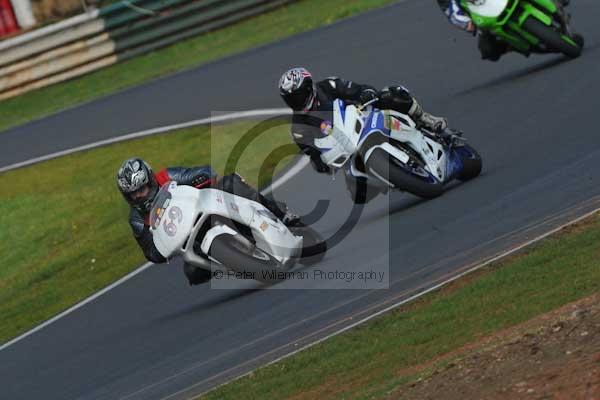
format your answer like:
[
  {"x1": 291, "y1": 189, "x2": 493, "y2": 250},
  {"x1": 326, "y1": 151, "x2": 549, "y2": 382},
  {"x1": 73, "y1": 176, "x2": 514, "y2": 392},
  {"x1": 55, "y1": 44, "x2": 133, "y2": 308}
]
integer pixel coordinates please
[{"x1": 460, "y1": 0, "x2": 583, "y2": 58}]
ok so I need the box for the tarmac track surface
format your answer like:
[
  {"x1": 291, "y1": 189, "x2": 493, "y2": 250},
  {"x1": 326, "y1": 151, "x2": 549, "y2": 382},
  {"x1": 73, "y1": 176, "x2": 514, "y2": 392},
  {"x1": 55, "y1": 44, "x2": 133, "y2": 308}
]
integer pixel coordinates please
[{"x1": 1, "y1": 1, "x2": 600, "y2": 399}]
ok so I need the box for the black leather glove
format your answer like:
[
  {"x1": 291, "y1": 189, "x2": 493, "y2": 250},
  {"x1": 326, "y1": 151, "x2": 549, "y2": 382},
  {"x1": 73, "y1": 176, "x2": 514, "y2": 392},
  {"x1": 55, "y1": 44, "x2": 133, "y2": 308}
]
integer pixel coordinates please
[{"x1": 359, "y1": 88, "x2": 378, "y2": 104}]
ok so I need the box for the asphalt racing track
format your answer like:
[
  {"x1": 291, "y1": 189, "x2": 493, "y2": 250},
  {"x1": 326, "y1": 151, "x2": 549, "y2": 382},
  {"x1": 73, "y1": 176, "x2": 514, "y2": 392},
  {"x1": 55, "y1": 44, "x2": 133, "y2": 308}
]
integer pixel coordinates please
[{"x1": 1, "y1": 1, "x2": 600, "y2": 398}]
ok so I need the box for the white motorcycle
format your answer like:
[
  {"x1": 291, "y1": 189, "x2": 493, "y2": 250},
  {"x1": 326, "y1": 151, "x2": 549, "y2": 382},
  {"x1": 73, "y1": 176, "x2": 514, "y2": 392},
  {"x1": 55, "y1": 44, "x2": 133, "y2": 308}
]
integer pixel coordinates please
[
  {"x1": 314, "y1": 99, "x2": 482, "y2": 200},
  {"x1": 149, "y1": 181, "x2": 326, "y2": 283}
]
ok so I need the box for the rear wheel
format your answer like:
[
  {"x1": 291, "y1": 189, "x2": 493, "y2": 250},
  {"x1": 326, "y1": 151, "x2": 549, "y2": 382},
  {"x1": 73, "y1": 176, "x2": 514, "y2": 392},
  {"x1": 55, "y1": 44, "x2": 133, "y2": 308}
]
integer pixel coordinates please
[
  {"x1": 208, "y1": 234, "x2": 286, "y2": 283},
  {"x1": 366, "y1": 148, "x2": 443, "y2": 199},
  {"x1": 291, "y1": 225, "x2": 327, "y2": 265},
  {"x1": 523, "y1": 17, "x2": 582, "y2": 58}
]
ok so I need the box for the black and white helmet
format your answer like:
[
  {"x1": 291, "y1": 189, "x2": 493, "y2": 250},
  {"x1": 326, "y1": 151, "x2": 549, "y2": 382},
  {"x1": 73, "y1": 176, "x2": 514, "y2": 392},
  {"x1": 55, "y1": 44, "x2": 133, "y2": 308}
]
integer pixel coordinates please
[
  {"x1": 116, "y1": 158, "x2": 159, "y2": 213},
  {"x1": 279, "y1": 67, "x2": 315, "y2": 111}
]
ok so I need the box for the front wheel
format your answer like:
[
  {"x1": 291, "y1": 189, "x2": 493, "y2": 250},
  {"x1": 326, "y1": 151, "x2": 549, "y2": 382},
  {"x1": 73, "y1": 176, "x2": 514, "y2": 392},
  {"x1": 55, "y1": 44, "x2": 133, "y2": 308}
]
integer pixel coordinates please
[
  {"x1": 523, "y1": 17, "x2": 582, "y2": 58},
  {"x1": 208, "y1": 234, "x2": 286, "y2": 283},
  {"x1": 366, "y1": 148, "x2": 444, "y2": 199}
]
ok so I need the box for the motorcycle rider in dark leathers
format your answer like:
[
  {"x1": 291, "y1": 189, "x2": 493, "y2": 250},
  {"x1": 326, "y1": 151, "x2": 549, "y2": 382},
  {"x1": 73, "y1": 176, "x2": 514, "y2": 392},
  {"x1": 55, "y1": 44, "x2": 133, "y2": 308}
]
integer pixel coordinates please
[
  {"x1": 279, "y1": 67, "x2": 448, "y2": 203},
  {"x1": 117, "y1": 159, "x2": 299, "y2": 285},
  {"x1": 437, "y1": 0, "x2": 572, "y2": 61}
]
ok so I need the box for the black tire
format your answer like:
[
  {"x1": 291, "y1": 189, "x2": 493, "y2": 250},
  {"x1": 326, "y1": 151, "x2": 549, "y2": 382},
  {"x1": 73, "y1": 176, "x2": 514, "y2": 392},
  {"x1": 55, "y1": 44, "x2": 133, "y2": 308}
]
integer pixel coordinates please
[
  {"x1": 523, "y1": 17, "x2": 582, "y2": 58},
  {"x1": 455, "y1": 144, "x2": 482, "y2": 182},
  {"x1": 208, "y1": 234, "x2": 286, "y2": 283},
  {"x1": 291, "y1": 225, "x2": 327, "y2": 264},
  {"x1": 344, "y1": 174, "x2": 382, "y2": 204},
  {"x1": 366, "y1": 148, "x2": 444, "y2": 199}
]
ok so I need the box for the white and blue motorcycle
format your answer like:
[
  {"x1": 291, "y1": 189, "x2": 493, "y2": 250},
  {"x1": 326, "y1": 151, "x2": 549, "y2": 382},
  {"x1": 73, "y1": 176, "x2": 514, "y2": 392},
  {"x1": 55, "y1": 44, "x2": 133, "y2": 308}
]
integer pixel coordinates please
[{"x1": 314, "y1": 99, "x2": 482, "y2": 201}]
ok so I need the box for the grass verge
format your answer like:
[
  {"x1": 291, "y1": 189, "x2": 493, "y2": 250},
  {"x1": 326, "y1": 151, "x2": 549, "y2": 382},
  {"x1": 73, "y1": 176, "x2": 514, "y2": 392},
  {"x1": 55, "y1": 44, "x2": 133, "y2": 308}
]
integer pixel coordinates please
[
  {"x1": 0, "y1": 0, "x2": 398, "y2": 133},
  {"x1": 201, "y1": 212, "x2": 600, "y2": 399},
  {"x1": 0, "y1": 119, "x2": 294, "y2": 344}
]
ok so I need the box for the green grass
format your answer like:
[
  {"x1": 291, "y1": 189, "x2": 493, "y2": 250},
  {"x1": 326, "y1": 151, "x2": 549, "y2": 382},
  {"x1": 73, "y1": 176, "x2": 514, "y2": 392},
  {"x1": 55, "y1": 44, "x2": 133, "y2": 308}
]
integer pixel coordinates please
[
  {"x1": 0, "y1": 119, "x2": 294, "y2": 344},
  {"x1": 0, "y1": 0, "x2": 398, "y2": 133},
  {"x1": 202, "y1": 215, "x2": 600, "y2": 399}
]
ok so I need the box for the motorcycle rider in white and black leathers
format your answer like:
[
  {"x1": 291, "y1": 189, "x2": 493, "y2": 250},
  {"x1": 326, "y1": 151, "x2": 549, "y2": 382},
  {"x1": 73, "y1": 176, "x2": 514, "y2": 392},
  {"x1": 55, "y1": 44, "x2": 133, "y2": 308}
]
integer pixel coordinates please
[
  {"x1": 279, "y1": 67, "x2": 448, "y2": 203},
  {"x1": 117, "y1": 158, "x2": 299, "y2": 285}
]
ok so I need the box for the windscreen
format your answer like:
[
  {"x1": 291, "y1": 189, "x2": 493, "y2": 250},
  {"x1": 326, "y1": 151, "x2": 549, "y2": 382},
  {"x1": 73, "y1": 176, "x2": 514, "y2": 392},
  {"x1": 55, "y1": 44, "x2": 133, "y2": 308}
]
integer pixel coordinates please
[{"x1": 149, "y1": 182, "x2": 174, "y2": 230}]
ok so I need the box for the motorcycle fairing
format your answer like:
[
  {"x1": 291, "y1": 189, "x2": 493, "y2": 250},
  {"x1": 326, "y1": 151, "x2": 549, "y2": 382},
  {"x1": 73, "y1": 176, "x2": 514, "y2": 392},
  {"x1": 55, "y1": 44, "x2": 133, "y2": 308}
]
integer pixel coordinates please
[{"x1": 150, "y1": 183, "x2": 302, "y2": 268}]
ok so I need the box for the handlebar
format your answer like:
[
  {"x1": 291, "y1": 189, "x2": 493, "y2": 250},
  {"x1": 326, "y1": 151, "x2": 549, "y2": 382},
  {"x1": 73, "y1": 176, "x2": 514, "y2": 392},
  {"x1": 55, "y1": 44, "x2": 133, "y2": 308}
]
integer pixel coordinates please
[{"x1": 357, "y1": 97, "x2": 379, "y2": 113}]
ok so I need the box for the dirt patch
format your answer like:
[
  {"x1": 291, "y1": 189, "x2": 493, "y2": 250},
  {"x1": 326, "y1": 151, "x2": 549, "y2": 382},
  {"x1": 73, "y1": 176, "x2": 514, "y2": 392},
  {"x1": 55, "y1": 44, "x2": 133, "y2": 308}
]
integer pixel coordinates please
[{"x1": 390, "y1": 293, "x2": 600, "y2": 400}]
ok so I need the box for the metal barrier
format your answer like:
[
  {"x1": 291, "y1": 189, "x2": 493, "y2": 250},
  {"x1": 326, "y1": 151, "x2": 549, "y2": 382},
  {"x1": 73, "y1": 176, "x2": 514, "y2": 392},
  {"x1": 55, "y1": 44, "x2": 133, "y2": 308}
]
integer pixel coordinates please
[{"x1": 0, "y1": 0, "x2": 295, "y2": 100}]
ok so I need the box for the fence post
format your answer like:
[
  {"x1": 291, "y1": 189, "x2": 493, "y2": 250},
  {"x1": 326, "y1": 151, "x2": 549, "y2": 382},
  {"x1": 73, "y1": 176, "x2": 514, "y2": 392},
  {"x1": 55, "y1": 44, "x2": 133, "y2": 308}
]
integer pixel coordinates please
[{"x1": 9, "y1": 0, "x2": 36, "y2": 29}]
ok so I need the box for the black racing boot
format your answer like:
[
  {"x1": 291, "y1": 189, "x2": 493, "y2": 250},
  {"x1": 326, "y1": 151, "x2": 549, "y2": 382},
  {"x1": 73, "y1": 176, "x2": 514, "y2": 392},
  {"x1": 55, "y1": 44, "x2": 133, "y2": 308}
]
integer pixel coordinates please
[
  {"x1": 255, "y1": 195, "x2": 302, "y2": 227},
  {"x1": 408, "y1": 100, "x2": 448, "y2": 133},
  {"x1": 280, "y1": 211, "x2": 301, "y2": 227},
  {"x1": 437, "y1": 128, "x2": 465, "y2": 147}
]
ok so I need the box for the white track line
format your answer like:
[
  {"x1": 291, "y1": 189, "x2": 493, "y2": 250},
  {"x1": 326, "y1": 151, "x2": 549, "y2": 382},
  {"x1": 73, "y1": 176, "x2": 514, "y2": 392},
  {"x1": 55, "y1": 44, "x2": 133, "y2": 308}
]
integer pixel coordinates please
[
  {"x1": 0, "y1": 262, "x2": 152, "y2": 352},
  {"x1": 261, "y1": 156, "x2": 310, "y2": 195},
  {"x1": 0, "y1": 108, "x2": 305, "y2": 352},
  {"x1": 190, "y1": 205, "x2": 600, "y2": 399},
  {"x1": 0, "y1": 108, "x2": 291, "y2": 174}
]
